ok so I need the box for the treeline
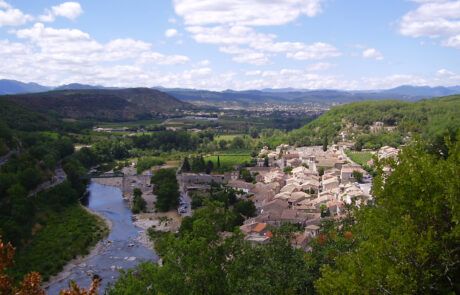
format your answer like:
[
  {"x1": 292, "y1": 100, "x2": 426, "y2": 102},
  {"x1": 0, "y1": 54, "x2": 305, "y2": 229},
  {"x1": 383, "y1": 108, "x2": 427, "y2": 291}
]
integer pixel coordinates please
[
  {"x1": 286, "y1": 96, "x2": 460, "y2": 150},
  {"x1": 132, "y1": 130, "x2": 214, "y2": 152},
  {"x1": 182, "y1": 156, "x2": 215, "y2": 174},
  {"x1": 151, "y1": 169, "x2": 180, "y2": 212},
  {"x1": 108, "y1": 137, "x2": 459, "y2": 294}
]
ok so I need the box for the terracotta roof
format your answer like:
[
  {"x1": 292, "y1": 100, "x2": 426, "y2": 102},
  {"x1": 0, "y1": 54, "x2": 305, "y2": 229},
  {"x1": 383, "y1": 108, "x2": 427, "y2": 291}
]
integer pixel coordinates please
[{"x1": 253, "y1": 223, "x2": 267, "y2": 233}]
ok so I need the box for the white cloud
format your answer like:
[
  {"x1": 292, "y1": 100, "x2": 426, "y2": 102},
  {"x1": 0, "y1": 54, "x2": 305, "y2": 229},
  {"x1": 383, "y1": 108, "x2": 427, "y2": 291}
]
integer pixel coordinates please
[
  {"x1": 444, "y1": 34, "x2": 460, "y2": 48},
  {"x1": 399, "y1": 0, "x2": 460, "y2": 49},
  {"x1": 0, "y1": 1, "x2": 32, "y2": 26},
  {"x1": 173, "y1": 0, "x2": 337, "y2": 64},
  {"x1": 362, "y1": 48, "x2": 384, "y2": 60},
  {"x1": 165, "y1": 28, "x2": 178, "y2": 38},
  {"x1": 220, "y1": 46, "x2": 270, "y2": 65},
  {"x1": 0, "y1": 23, "x2": 191, "y2": 86},
  {"x1": 187, "y1": 25, "x2": 340, "y2": 64},
  {"x1": 173, "y1": 0, "x2": 323, "y2": 27},
  {"x1": 39, "y1": 2, "x2": 83, "y2": 22},
  {"x1": 286, "y1": 42, "x2": 341, "y2": 60},
  {"x1": 436, "y1": 68, "x2": 455, "y2": 76},
  {"x1": 308, "y1": 62, "x2": 334, "y2": 71}
]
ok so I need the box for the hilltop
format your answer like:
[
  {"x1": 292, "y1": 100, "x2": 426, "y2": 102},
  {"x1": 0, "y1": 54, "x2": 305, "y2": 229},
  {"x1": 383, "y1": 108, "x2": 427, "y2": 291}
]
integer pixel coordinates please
[
  {"x1": 0, "y1": 88, "x2": 193, "y2": 121},
  {"x1": 285, "y1": 95, "x2": 460, "y2": 149}
]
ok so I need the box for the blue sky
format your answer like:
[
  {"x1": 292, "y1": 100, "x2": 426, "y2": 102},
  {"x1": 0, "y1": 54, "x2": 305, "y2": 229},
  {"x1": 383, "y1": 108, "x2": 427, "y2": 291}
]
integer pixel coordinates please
[{"x1": 0, "y1": 0, "x2": 459, "y2": 90}]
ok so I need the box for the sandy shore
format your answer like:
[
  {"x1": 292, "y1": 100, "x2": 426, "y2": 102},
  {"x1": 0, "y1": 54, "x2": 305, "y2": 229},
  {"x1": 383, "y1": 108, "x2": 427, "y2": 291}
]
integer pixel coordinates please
[
  {"x1": 92, "y1": 177, "x2": 123, "y2": 188},
  {"x1": 43, "y1": 205, "x2": 111, "y2": 289}
]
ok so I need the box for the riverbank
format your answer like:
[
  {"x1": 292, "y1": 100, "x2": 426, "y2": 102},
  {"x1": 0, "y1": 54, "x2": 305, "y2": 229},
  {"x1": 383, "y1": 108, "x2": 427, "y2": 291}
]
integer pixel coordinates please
[
  {"x1": 13, "y1": 203, "x2": 109, "y2": 283},
  {"x1": 45, "y1": 182, "x2": 159, "y2": 294},
  {"x1": 43, "y1": 206, "x2": 111, "y2": 290}
]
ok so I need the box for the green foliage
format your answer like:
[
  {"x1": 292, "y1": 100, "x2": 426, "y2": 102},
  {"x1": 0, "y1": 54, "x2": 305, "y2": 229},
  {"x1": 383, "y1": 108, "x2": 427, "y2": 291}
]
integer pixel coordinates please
[
  {"x1": 132, "y1": 188, "x2": 147, "y2": 214},
  {"x1": 346, "y1": 151, "x2": 373, "y2": 166},
  {"x1": 283, "y1": 166, "x2": 293, "y2": 175},
  {"x1": 239, "y1": 168, "x2": 254, "y2": 182},
  {"x1": 204, "y1": 154, "x2": 252, "y2": 172},
  {"x1": 352, "y1": 170, "x2": 363, "y2": 183},
  {"x1": 233, "y1": 199, "x2": 256, "y2": 218},
  {"x1": 110, "y1": 201, "x2": 309, "y2": 295},
  {"x1": 182, "y1": 156, "x2": 191, "y2": 172},
  {"x1": 190, "y1": 155, "x2": 206, "y2": 173},
  {"x1": 107, "y1": 262, "x2": 158, "y2": 295},
  {"x1": 315, "y1": 138, "x2": 460, "y2": 294},
  {"x1": 151, "y1": 169, "x2": 179, "y2": 212},
  {"x1": 136, "y1": 157, "x2": 165, "y2": 174},
  {"x1": 288, "y1": 96, "x2": 460, "y2": 148},
  {"x1": 12, "y1": 202, "x2": 108, "y2": 281}
]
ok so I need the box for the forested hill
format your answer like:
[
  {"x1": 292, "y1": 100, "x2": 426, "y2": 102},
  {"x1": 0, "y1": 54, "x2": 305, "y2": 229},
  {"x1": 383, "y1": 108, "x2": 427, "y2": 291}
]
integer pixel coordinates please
[
  {"x1": 286, "y1": 95, "x2": 460, "y2": 149},
  {"x1": 0, "y1": 88, "x2": 193, "y2": 121}
]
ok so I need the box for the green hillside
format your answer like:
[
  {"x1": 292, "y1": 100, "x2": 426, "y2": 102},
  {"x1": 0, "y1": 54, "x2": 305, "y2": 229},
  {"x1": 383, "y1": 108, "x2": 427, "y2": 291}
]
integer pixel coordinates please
[
  {"x1": 0, "y1": 88, "x2": 192, "y2": 121},
  {"x1": 286, "y1": 95, "x2": 460, "y2": 150}
]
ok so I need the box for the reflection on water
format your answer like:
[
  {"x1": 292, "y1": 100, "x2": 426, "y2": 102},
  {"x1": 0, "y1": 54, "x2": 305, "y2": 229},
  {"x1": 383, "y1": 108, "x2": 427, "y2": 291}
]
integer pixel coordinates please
[{"x1": 46, "y1": 182, "x2": 158, "y2": 294}]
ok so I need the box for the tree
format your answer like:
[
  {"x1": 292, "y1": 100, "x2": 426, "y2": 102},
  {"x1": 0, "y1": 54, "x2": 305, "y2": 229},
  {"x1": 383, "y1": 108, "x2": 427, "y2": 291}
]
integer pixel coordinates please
[
  {"x1": 233, "y1": 200, "x2": 256, "y2": 218},
  {"x1": 231, "y1": 137, "x2": 245, "y2": 150},
  {"x1": 322, "y1": 135, "x2": 328, "y2": 152},
  {"x1": 218, "y1": 140, "x2": 227, "y2": 150},
  {"x1": 0, "y1": 237, "x2": 101, "y2": 295},
  {"x1": 318, "y1": 167, "x2": 325, "y2": 177},
  {"x1": 239, "y1": 168, "x2": 254, "y2": 183},
  {"x1": 205, "y1": 160, "x2": 214, "y2": 174},
  {"x1": 152, "y1": 169, "x2": 180, "y2": 212},
  {"x1": 315, "y1": 139, "x2": 460, "y2": 294},
  {"x1": 182, "y1": 157, "x2": 191, "y2": 172},
  {"x1": 217, "y1": 155, "x2": 221, "y2": 168},
  {"x1": 132, "y1": 188, "x2": 147, "y2": 214},
  {"x1": 352, "y1": 170, "x2": 363, "y2": 183}
]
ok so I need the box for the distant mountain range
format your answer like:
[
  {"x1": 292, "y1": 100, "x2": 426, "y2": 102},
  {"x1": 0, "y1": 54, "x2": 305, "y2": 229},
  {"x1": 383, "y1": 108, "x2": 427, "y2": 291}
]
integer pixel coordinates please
[
  {"x1": 0, "y1": 88, "x2": 192, "y2": 120},
  {"x1": 1, "y1": 79, "x2": 460, "y2": 106}
]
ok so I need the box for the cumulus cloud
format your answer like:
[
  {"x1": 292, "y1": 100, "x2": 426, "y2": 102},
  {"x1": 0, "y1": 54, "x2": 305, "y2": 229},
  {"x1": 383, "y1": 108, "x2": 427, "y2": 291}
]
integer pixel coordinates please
[
  {"x1": 173, "y1": 0, "x2": 323, "y2": 26},
  {"x1": 165, "y1": 28, "x2": 178, "y2": 37},
  {"x1": 39, "y1": 2, "x2": 83, "y2": 22},
  {"x1": 173, "y1": 0, "x2": 338, "y2": 64},
  {"x1": 308, "y1": 62, "x2": 334, "y2": 71},
  {"x1": 219, "y1": 46, "x2": 271, "y2": 65},
  {"x1": 362, "y1": 48, "x2": 384, "y2": 60},
  {"x1": 0, "y1": 22, "x2": 191, "y2": 86},
  {"x1": 0, "y1": 1, "x2": 32, "y2": 26},
  {"x1": 187, "y1": 25, "x2": 340, "y2": 64},
  {"x1": 399, "y1": 0, "x2": 460, "y2": 49},
  {"x1": 287, "y1": 43, "x2": 341, "y2": 60}
]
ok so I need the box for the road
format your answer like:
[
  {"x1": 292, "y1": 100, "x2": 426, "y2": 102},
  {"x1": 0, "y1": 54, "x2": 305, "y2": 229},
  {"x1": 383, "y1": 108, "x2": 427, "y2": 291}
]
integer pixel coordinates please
[
  {"x1": 28, "y1": 164, "x2": 67, "y2": 197},
  {"x1": 0, "y1": 150, "x2": 17, "y2": 166},
  {"x1": 179, "y1": 184, "x2": 192, "y2": 217}
]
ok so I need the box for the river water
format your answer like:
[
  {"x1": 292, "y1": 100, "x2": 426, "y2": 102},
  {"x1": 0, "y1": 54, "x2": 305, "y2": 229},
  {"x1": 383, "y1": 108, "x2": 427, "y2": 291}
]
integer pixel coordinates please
[{"x1": 45, "y1": 182, "x2": 158, "y2": 294}]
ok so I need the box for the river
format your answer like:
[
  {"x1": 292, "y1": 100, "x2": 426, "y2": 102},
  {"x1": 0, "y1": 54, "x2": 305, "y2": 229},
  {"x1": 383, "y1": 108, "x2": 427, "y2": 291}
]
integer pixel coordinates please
[{"x1": 45, "y1": 182, "x2": 159, "y2": 294}]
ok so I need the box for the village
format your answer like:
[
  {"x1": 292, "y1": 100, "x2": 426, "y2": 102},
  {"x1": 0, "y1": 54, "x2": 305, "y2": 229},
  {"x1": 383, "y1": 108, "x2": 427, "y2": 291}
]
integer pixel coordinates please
[{"x1": 177, "y1": 142, "x2": 400, "y2": 250}]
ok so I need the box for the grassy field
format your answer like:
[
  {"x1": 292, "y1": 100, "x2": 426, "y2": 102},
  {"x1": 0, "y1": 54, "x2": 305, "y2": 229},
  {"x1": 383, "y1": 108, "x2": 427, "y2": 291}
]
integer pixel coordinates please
[
  {"x1": 204, "y1": 154, "x2": 252, "y2": 171},
  {"x1": 346, "y1": 151, "x2": 374, "y2": 166},
  {"x1": 12, "y1": 204, "x2": 109, "y2": 281},
  {"x1": 97, "y1": 119, "x2": 164, "y2": 128},
  {"x1": 214, "y1": 134, "x2": 244, "y2": 141}
]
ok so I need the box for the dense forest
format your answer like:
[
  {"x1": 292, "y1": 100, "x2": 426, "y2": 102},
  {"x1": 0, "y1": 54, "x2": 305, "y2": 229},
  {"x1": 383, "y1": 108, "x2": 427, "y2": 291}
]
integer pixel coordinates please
[{"x1": 0, "y1": 100, "x2": 108, "y2": 282}]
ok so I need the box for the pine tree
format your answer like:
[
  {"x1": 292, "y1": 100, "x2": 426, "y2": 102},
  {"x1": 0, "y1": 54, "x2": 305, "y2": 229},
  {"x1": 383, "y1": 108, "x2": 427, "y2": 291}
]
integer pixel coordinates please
[{"x1": 182, "y1": 157, "x2": 191, "y2": 172}]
